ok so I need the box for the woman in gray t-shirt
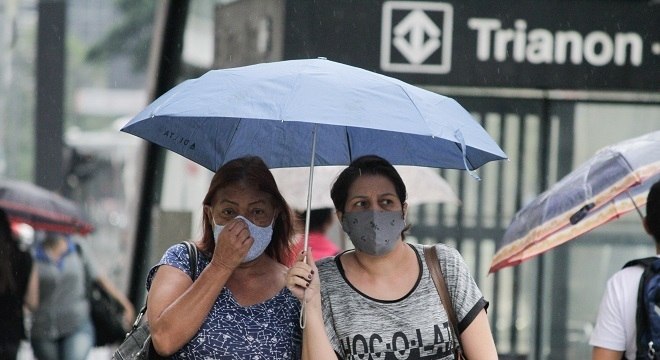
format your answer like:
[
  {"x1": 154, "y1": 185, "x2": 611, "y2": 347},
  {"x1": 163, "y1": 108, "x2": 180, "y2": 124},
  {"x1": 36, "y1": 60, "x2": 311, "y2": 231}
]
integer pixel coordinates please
[{"x1": 288, "y1": 155, "x2": 498, "y2": 359}]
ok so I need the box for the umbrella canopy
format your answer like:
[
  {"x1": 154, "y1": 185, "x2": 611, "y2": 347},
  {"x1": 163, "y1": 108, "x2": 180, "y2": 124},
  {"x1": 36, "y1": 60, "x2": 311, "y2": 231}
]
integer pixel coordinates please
[
  {"x1": 121, "y1": 58, "x2": 506, "y2": 172},
  {"x1": 121, "y1": 58, "x2": 506, "y2": 257},
  {"x1": 271, "y1": 165, "x2": 460, "y2": 211},
  {"x1": 490, "y1": 131, "x2": 660, "y2": 273},
  {"x1": 0, "y1": 179, "x2": 94, "y2": 235}
]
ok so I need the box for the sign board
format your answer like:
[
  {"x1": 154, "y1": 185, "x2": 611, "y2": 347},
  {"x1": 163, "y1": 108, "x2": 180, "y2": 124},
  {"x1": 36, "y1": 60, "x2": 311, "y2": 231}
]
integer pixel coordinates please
[{"x1": 282, "y1": 0, "x2": 659, "y2": 90}]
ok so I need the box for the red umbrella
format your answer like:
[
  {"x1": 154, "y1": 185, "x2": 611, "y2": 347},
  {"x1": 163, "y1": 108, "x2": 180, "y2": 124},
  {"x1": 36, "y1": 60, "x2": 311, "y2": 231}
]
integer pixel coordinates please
[{"x1": 0, "y1": 179, "x2": 94, "y2": 235}]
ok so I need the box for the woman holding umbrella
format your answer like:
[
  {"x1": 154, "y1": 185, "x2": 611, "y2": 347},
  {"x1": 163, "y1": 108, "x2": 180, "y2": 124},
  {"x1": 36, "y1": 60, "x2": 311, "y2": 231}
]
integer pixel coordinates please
[
  {"x1": 145, "y1": 156, "x2": 302, "y2": 358},
  {"x1": 288, "y1": 155, "x2": 498, "y2": 359}
]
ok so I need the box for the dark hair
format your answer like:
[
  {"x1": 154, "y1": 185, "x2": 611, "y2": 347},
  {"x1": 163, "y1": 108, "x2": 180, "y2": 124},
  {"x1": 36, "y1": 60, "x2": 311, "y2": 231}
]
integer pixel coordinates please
[
  {"x1": 301, "y1": 208, "x2": 333, "y2": 232},
  {"x1": 330, "y1": 155, "x2": 407, "y2": 213},
  {"x1": 647, "y1": 180, "x2": 660, "y2": 242},
  {"x1": 199, "y1": 156, "x2": 295, "y2": 264},
  {"x1": 0, "y1": 209, "x2": 18, "y2": 293}
]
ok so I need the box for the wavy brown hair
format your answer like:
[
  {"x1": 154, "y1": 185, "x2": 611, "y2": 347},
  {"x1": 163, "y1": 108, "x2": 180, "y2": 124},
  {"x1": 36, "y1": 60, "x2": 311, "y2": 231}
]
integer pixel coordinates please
[{"x1": 198, "y1": 156, "x2": 296, "y2": 264}]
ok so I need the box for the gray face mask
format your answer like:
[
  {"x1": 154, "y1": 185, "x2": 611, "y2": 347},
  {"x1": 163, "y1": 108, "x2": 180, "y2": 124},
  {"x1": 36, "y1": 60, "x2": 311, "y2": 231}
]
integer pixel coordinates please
[{"x1": 341, "y1": 211, "x2": 405, "y2": 256}]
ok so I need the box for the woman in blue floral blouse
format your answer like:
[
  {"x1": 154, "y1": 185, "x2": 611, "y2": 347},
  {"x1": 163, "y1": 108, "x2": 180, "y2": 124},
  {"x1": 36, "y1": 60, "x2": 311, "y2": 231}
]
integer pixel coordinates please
[{"x1": 146, "y1": 156, "x2": 302, "y2": 359}]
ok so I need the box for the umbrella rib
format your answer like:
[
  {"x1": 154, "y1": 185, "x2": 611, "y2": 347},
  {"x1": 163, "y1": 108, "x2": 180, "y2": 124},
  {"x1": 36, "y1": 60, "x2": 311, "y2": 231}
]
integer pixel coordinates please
[
  {"x1": 217, "y1": 118, "x2": 243, "y2": 170},
  {"x1": 396, "y1": 83, "x2": 432, "y2": 134},
  {"x1": 398, "y1": 83, "x2": 480, "y2": 176},
  {"x1": 624, "y1": 189, "x2": 645, "y2": 221},
  {"x1": 279, "y1": 61, "x2": 313, "y2": 121},
  {"x1": 345, "y1": 128, "x2": 352, "y2": 161}
]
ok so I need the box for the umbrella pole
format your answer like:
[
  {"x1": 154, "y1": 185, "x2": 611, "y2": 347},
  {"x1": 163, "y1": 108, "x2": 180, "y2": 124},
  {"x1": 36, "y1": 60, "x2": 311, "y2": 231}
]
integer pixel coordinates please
[
  {"x1": 303, "y1": 126, "x2": 317, "y2": 257},
  {"x1": 300, "y1": 125, "x2": 317, "y2": 329},
  {"x1": 625, "y1": 189, "x2": 645, "y2": 221}
]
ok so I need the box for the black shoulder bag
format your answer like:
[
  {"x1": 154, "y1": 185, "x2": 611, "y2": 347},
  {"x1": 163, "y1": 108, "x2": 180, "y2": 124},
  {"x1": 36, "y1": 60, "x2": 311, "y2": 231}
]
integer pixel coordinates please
[
  {"x1": 77, "y1": 243, "x2": 127, "y2": 346},
  {"x1": 112, "y1": 241, "x2": 199, "y2": 360}
]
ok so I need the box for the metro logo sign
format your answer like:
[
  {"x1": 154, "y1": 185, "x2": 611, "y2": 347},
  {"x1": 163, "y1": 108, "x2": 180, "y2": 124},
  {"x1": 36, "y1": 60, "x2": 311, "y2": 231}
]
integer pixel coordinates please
[
  {"x1": 281, "y1": 0, "x2": 658, "y2": 90},
  {"x1": 380, "y1": 1, "x2": 453, "y2": 74}
]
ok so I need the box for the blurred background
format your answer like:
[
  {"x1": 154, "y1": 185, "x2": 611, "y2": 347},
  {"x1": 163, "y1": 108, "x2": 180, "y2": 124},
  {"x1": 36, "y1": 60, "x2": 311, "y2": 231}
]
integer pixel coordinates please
[{"x1": 1, "y1": 0, "x2": 658, "y2": 358}]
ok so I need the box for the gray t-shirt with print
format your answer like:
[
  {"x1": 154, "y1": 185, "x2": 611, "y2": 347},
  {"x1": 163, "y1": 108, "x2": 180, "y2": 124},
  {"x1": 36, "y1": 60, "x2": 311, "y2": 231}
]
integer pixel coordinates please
[{"x1": 317, "y1": 242, "x2": 487, "y2": 360}]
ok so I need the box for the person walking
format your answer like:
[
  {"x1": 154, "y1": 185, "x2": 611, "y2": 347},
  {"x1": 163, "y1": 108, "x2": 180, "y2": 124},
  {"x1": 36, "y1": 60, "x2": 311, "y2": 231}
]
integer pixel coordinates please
[
  {"x1": 145, "y1": 156, "x2": 302, "y2": 358},
  {"x1": 30, "y1": 232, "x2": 134, "y2": 360},
  {"x1": 287, "y1": 155, "x2": 498, "y2": 359},
  {"x1": 590, "y1": 179, "x2": 660, "y2": 360},
  {"x1": 0, "y1": 209, "x2": 39, "y2": 360}
]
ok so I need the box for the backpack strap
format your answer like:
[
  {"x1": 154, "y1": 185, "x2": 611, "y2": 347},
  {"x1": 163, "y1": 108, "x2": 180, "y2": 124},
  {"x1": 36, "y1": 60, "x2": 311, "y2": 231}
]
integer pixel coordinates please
[{"x1": 623, "y1": 257, "x2": 658, "y2": 270}]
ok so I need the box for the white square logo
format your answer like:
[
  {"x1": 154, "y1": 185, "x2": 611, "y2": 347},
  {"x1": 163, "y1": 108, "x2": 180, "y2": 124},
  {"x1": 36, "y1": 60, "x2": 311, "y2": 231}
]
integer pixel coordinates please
[{"x1": 381, "y1": 1, "x2": 454, "y2": 74}]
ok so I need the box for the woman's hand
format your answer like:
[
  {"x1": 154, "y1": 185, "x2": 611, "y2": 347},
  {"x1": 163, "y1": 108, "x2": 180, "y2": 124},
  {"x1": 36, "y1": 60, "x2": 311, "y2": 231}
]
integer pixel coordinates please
[
  {"x1": 210, "y1": 218, "x2": 253, "y2": 270},
  {"x1": 286, "y1": 248, "x2": 320, "y2": 304},
  {"x1": 288, "y1": 248, "x2": 337, "y2": 360}
]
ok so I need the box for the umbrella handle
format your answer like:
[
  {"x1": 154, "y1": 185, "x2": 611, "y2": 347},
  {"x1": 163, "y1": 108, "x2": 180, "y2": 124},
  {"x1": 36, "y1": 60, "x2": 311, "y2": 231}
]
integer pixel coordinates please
[{"x1": 299, "y1": 290, "x2": 307, "y2": 329}]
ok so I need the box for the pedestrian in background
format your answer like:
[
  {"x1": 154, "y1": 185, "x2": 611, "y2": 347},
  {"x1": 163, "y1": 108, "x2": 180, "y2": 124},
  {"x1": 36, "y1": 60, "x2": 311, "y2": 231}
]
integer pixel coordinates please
[
  {"x1": 591, "y1": 179, "x2": 660, "y2": 359},
  {"x1": 288, "y1": 207, "x2": 340, "y2": 266},
  {"x1": 0, "y1": 209, "x2": 39, "y2": 360},
  {"x1": 30, "y1": 232, "x2": 133, "y2": 360}
]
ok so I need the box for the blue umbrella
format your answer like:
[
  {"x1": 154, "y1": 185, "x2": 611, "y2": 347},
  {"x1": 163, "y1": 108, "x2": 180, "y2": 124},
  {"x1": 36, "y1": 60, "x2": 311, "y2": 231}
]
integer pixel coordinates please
[
  {"x1": 122, "y1": 58, "x2": 505, "y2": 172},
  {"x1": 121, "y1": 58, "x2": 506, "y2": 254}
]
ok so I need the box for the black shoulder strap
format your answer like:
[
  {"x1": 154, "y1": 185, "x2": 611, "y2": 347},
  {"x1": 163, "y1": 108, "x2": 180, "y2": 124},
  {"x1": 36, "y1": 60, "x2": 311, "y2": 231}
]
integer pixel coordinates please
[
  {"x1": 74, "y1": 242, "x2": 84, "y2": 263},
  {"x1": 74, "y1": 242, "x2": 93, "y2": 284},
  {"x1": 181, "y1": 241, "x2": 199, "y2": 280},
  {"x1": 128, "y1": 241, "x2": 200, "y2": 333}
]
